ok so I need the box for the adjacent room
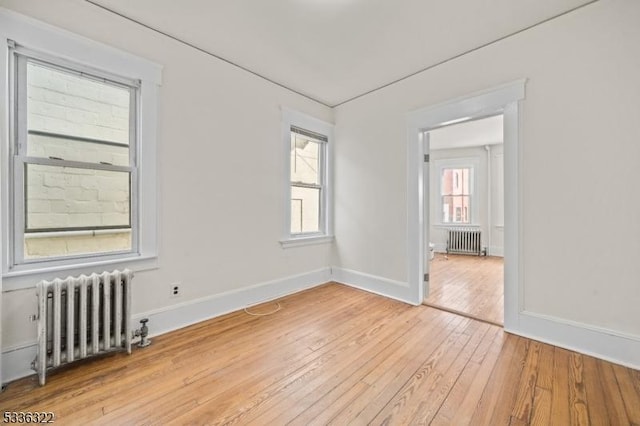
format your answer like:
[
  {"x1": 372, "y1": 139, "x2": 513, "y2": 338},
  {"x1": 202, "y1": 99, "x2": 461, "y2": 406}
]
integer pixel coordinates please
[
  {"x1": 424, "y1": 115, "x2": 505, "y2": 326},
  {"x1": 1, "y1": 0, "x2": 639, "y2": 424}
]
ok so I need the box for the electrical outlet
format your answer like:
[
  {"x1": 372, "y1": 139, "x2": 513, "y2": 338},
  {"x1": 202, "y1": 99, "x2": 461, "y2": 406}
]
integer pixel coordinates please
[{"x1": 170, "y1": 283, "x2": 181, "y2": 298}]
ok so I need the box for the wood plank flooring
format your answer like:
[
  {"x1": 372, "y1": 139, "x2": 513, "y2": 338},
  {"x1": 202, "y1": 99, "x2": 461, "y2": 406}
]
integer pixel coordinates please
[
  {"x1": 425, "y1": 253, "x2": 504, "y2": 326},
  {"x1": 1, "y1": 283, "x2": 638, "y2": 425}
]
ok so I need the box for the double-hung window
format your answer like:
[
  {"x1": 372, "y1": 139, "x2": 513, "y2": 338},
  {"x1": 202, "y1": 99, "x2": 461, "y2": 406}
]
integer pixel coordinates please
[
  {"x1": 441, "y1": 167, "x2": 472, "y2": 224},
  {"x1": 290, "y1": 127, "x2": 326, "y2": 234},
  {"x1": 12, "y1": 51, "x2": 137, "y2": 264},
  {"x1": 1, "y1": 10, "x2": 161, "y2": 278},
  {"x1": 281, "y1": 109, "x2": 333, "y2": 247}
]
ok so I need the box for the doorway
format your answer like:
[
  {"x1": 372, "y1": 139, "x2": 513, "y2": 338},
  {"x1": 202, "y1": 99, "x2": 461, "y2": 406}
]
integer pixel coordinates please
[
  {"x1": 405, "y1": 80, "x2": 525, "y2": 331},
  {"x1": 421, "y1": 115, "x2": 504, "y2": 325}
]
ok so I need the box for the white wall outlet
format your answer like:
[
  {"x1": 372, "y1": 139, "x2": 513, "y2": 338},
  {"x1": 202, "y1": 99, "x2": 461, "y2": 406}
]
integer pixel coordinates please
[{"x1": 170, "y1": 283, "x2": 181, "y2": 298}]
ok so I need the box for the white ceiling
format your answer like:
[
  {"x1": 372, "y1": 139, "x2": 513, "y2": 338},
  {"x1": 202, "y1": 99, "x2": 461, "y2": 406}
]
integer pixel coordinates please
[
  {"x1": 429, "y1": 115, "x2": 503, "y2": 150},
  {"x1": 89, "y1": 0, "x2": 594, "y2": 107}
]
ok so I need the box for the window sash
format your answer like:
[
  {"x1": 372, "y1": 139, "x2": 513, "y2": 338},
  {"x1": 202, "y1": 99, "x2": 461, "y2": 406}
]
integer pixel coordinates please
[
  {"x1": 290, "y1": 135, "x2": 321, "y2": 186},
  {"x1": 22, "y1": 160, "x2": 133, "y2": 233},
  {"x1": 10, "y1": 46, "x2": 140, "y2": 267},
  {"x1": 291, "y1": 125, "x2": 328, "y2": 143},
  {"x1": 441, "y1": 194, "x2": 471, "y2": 224},
  {"x1": 441, "y1": 168, "x2": 471, "y2": 196},
  {"x1": 440, "y1": 166, "x2": 473, "y2": 224},
  {"x1": 290, "y1": 133, "x2": 326, "y2": 237},
  {"x1": 290, "y1": 183, "x2": 323, "y2": 235},
  {"x1": 13, "y1": 158, "x2": 138, "y2": 265}
]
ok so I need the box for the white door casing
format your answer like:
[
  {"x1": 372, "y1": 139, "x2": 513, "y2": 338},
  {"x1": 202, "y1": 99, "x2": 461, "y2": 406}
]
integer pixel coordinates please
[{"x1": 405, "y1": 80, "x2": 525, "y2": 332}]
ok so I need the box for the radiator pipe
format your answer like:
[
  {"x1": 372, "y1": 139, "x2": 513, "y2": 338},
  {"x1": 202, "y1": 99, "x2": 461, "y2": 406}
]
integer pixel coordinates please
[{"x1": 134, "y1": 318, "x2": 151, "y2": 348}]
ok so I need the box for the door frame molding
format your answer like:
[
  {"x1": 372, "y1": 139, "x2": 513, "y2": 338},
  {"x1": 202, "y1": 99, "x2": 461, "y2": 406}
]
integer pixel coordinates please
[{"x1": 405, "y1": 79, "x2": 526, "y2": 331}]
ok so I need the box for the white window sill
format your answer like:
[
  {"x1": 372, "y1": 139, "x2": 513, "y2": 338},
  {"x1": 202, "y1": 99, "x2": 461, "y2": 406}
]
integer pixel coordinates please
[
  {"x1": 433, "y1": 223, "x2": 481, "y2": 228},
  {"x1": 280, "y1": 235, "x2": 334, "y2": 249},
  {"x1": 2, "y1": 254, "x2": 158, "y2": 291}
]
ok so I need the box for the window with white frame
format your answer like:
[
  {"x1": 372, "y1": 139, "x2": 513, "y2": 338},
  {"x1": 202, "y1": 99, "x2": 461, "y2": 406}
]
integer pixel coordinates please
[
  {"x1": 441, "y1": 167, "x2": 472, "y2": 224},
  {"x1": 281, "y1": 109, "x2": 333, "y2": 246},
  {"x1": 1, "y1": 11, "x2": 160, "y2": 276},
  {"x1": 290, "y1": 127, "x2": 326, "y2": 234},
  {"x1": 13, "y1": 53, "x2": 137, "y2": 264}
]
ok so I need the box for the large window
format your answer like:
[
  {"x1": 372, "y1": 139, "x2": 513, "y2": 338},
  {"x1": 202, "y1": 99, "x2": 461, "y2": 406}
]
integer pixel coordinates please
[
  {"x1": 1, "y1": 11, "x2": 161, "y2": 277},
  {"x1": 14, "y1": 55, "x2": 137, "y2": 264},
  {"x1": 441, "y1": 167, "x2": 472, "y2": 224},
  {"x1": 281, "y1": 109, "x2": 333, "y2": 246}
]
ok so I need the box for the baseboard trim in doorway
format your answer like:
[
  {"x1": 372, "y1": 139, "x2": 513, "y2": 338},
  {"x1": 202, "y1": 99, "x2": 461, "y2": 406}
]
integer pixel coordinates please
[{"x1": 422, "y1": 301, "x2": 503, "y2": 327}]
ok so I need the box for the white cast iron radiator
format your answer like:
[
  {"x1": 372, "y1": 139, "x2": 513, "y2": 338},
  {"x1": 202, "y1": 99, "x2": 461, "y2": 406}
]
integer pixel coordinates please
[
  {"x1": 34, "y1": 269, "x2": 133, "y2": 385},
  {"x1": 446, "y1": 228, "x2": 483, "y2": 256}
]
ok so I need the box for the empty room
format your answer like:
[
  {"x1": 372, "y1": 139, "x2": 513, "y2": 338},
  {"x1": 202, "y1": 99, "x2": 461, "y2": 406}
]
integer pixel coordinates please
[{"x1": 1, "y1": 0, "x2": 639, "y2": 425}]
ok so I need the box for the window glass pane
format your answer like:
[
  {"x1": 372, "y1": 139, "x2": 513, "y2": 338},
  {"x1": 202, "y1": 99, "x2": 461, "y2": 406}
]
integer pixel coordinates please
[
  {"x1": 291, "y1": 186, "x2": 320, "y2": 234},
  {"x1": 442, "y1": 167, "x2": 471, "y2": 223},
  {"x1": 441, "y1": 167, "x2": 470, "y2": 196},
  {"x1": 290, "y1": 133, "x2": 320, "y2": 185},
  {"x1": 24, "y1": 230, "x2": 131, "y2": 260},
  {"x1": 27, "y1": 133, "x2": 129, "y2": 166},
  {"x1": 26, "y1": 61, "x2": 130, "y2": 163},
  {"x1": 25, "y1": 163, "x2": 130, "y2": 231},
  {"x1": 442, "y1": 195, "x2": 470, "y2": 223}
]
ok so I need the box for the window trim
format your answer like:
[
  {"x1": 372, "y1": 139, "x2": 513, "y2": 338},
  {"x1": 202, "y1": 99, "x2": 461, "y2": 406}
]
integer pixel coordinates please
[
  {"x1": 280, "y1": 108, "x2": 333, "y2": 248},
  {"x1": 0, "y1": 8, "x2": 162, "y2": 280}
]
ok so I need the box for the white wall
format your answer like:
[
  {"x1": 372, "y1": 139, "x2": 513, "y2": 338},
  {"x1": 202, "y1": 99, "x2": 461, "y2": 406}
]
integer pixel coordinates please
[
  {"x1": 1, "y1": 0, "x2": 333, "y2": 381},
  {"x1": 334, "y1": 0, "x2": 640, "y2": 347}
]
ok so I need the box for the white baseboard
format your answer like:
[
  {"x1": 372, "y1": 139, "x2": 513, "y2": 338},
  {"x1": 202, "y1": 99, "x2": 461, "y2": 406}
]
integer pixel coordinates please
[
  {"x1": 489, "y1": 246, "x2": 504, "y2": 257},
  {"x1": 508, "y1": 311, "x2": 640, "y2": 370},
  {"x1": 331, "y1": 267, "x2": 413, "y2": 305},
  {"x1": 133, "y1": 267, "x2": 331, "y2": 339},
  {"x1": 2, "y1": 343, "x2": 37, "y2": 384},
  {"x1": 432, "y1": 243, "x2": 447, "y2": 253},
  {"x1": 1, "y1": 267, "x2": 331, "y2": 384}
]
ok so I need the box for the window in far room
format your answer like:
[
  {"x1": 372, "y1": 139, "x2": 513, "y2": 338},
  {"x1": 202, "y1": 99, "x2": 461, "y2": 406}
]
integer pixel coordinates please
[{"x1": 441, "y1": 167, "x2": 472, "y2": 224}]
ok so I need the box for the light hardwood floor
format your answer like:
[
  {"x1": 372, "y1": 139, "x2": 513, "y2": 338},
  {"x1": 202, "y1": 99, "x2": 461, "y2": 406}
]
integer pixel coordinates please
[
  {"x1": 1, "y1": 283, "x2": 639, "y2": 425},
  {"x1": 425, "y1": 253, "x2": 504, "y2": 326}
]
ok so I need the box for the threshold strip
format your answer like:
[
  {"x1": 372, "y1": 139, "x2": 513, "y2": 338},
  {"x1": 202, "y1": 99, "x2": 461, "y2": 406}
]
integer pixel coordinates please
[{"x1": 422, "y1": 301, "x2": 503, "y2": 328}]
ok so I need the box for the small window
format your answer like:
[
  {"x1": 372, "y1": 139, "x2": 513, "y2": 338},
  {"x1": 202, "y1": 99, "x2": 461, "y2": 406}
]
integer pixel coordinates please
[
  {"x1": 290, "y1": 127, "x2": 326, "y2": 235},
  {"x1": 441, "y1": 167, "x2": 471, "y2": 224},
  {"x1": 281, "y1": 109, "x2": 333, "y2": 246}
]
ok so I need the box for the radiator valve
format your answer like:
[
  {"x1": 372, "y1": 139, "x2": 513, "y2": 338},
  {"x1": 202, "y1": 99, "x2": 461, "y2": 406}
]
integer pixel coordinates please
[{"x1": 134, "y1": 318, "x2": 151, "y2": 348}]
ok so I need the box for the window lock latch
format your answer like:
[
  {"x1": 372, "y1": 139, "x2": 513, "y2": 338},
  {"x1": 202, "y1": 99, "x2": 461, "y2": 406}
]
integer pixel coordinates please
[{"x1": 49, "y1": 156, "x2": 64, "y2": 161}]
